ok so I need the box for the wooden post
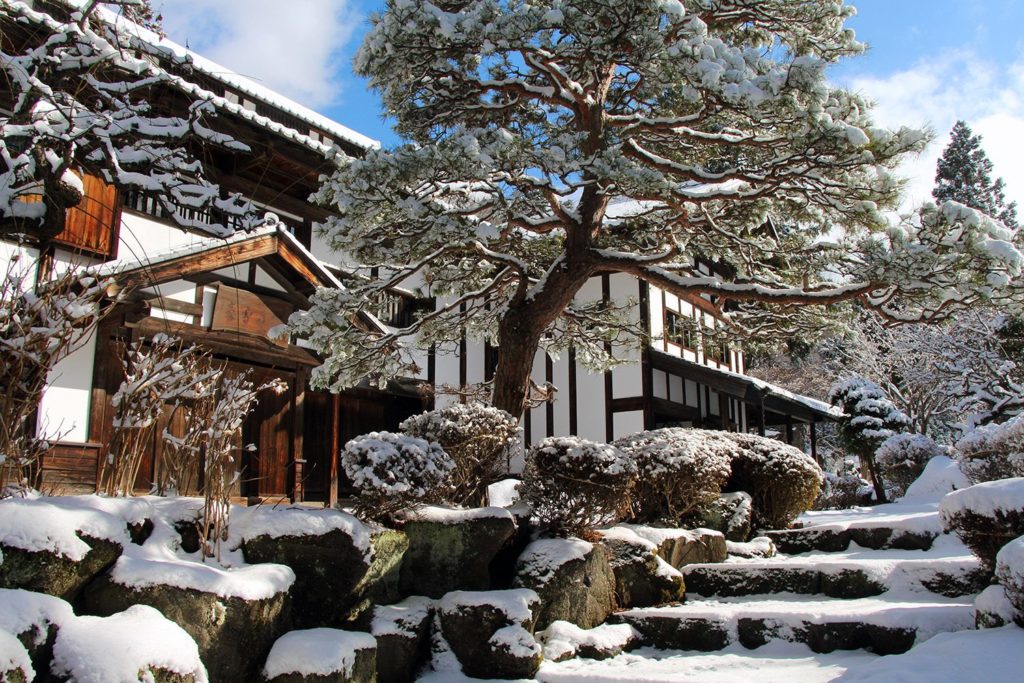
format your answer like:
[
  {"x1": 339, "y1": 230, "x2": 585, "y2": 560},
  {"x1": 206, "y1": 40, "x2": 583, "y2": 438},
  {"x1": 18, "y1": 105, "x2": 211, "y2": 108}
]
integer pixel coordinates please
[
  {"x1": 291, "y1": 368, "x2": 307, "y2": 503},
  {"x1": 329, "y1": 394, "x2": 341, "y2": 508},
  {"x1": 757, "y1": 393, "x2": 766, "y2": 436},
  {"x1": 810, "y1": 417, "x2": 820, "y2": 466},
  {"x1": 785, "y1": 414, "x2": 794, "y2": 444}
]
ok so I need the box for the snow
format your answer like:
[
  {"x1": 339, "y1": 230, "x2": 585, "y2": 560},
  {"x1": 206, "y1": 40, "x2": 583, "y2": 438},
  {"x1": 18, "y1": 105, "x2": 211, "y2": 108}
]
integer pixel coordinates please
[
  {"x1": 939, "y1": 477, "x2": 1024, "y2": 519},
  {"x1": 263, "y1": 628, "x2": 376, "y2": 679},
  {"x1": 371, "y1": 596, "x2": 434, "y2": 637},
  {"x1": 439, "y1": 589, "x2": 541, "y2": 626},
  {"x1": 489, "y1": 624, "x2": 542, "y2": 659},
  {"x1": 342, "y1": 431, "x2": 454, "y2": 498},
  {"x1": 996, "y1": 535, "x2": 1024, "y2": 601},
  {"x1": 797, "y1": 501, "x2": 945, "y2": 537},
  {"x1": 487, "y1": 479, "x2": 522, "y2": 508},
  {"x1": 0, "y1": 497, "x2": 128, "y2": 561},
  {"x1": 727, "y1": 537, "x2": 777, "y2": 558},
  {"x1": 0, "y1": 588, "x2": 74, "y2": 648},
  {"x1": 901, "y1": 456, "x2": 971, "y2": 502},
  {"x1": 627, "y1": 592, "x2": 974, "y2": 641},
  {"x1": 538, "y1": 621, "x2": 637, "y2": 662},
  {"x1": 399, "y1": 505, "x2": 516, "y2": 525},
  {"x1": 974, "y1": 585, "x2": 1019, "y2": 625},
  {"x1": 838, "y1": 626, "x2": 1024, "y2": 683},
  {"x1": 517, "y1": 539, "x2": 593, "y2": 583},
  {"x1": 0, "y1": 630, "x2": 32, "y2": 682},
  {"x1": 51, "y1": 605, "x2": 208, "y2": 683},
  {"x1": 535, "y1": 642, "x2": 876, "y2": 683},
  {"x1": 110, "y1": 512, "x2": 295, "y2": 601},
  {"x1": 230, "y1": 505, "x2": 371, "y2": 558},
  {"x1": 620, "y1": 525, "x2": 724, "y2": 549}
]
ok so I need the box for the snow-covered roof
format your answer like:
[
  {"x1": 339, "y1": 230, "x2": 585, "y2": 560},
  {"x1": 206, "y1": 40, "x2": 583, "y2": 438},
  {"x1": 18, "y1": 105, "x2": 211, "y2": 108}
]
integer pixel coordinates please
[{"x1": 91, "y1": 3, "x2": 379, "y2": 154}]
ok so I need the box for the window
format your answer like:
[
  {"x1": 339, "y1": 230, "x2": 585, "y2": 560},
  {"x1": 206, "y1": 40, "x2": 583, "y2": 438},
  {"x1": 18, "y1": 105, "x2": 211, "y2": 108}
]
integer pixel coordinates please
[
  {"x1": 665, "y1": 309, "x2": 695, "y2": 348},
  {"x1": 53, "y1": 173, "x2": 119, "y2": 258}
]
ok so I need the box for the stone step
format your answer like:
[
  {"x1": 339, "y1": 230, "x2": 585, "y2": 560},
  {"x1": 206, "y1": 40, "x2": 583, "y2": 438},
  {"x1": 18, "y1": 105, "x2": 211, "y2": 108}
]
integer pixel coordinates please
[
  {"x1": 683, "y1": 555, "x2": 988, "y2": 599},
  {"x1": 764, "y1": 526, "x2": 937, "y2": 555},
  {"x1": 613, "y1": 595, "x2": 974, "y2": 656}
]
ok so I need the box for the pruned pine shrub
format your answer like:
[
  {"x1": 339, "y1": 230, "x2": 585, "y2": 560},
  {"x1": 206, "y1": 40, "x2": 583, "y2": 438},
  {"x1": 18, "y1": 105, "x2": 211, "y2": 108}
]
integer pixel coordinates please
[
  {"x1": 957, "y1": 415, "x2": 1024, "y2": 484},
  {"x1": 723, "y1": 433, "x2": 823, "y2": 530},
  {"x1": 342, "y1": 431, "x2": 454, "y2": 523},
  {"x1": 996, "y1": 536, "x2": 1024, "y2": 619},
  {"x1": 400, "y1": 402, "x2": 520, "y2": 507},
  {"x1": 876, "y1": 433, "x2": 945, "y2": 497},
  {"x1": 520, "y1": 436, "x2": 637, "y2": 538},
  {"x1": 613, "y1": 428, "x2": 734, "y2": 523},
  {"x1": 0, "y1": 261, "x2": 111, "y2": 495},
  {"x1": 940, "y1": 477, "x2": 1024, "y2": 570}
]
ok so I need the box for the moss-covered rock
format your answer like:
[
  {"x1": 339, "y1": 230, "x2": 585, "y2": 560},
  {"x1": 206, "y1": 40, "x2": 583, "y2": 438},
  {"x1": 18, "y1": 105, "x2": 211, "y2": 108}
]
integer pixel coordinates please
[
  {"x1": 599, "y1": 528, "x2": 684, "y2": 609},
  {"x1": 0, "y1": 535, "x2": 122, "y2": 602},
  {"x1": 0, "y1": 631, "x2": 32, "y2": 683},
  {"x1": 437, "y1": 589, "x2": 542, "y2": 680},
  {"x1": 82, "y1": 571, "x2": 291, "y2": 683},
  {"x1": 513, "y1": 538, "x2": 616, "y2": 630},
  {"x1": 370, "y1": 597, "x2": 433, "y2": 683},
  {"x1": 687, "y1": 492, "x2": 752, "y2": 542},
  {"x1": 262, "y1": 629, "x2": 377, "y2": 683},
  {"x1": 398, "y1": 507, "x2": 517, "y2": 598}
]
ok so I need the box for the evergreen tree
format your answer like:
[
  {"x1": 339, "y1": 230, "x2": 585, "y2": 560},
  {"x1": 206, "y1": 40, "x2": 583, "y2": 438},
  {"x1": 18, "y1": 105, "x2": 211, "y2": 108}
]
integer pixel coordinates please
[
  {"x1": 295, "y1": 1, "x2": 1024, "y2": 416},
  {"x1": 934, "y1": 121, "x2": 1018, "y2": 229}
]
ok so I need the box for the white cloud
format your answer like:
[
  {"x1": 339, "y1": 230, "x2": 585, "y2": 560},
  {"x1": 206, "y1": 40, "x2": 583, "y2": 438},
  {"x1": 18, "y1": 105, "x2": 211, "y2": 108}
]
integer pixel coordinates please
[
  {"x1": 156, "y1": 0, "x2": 362, "y2": 108},
  {"x1": 844, "y1": 51, "x2": 1024, "y2": 214}
]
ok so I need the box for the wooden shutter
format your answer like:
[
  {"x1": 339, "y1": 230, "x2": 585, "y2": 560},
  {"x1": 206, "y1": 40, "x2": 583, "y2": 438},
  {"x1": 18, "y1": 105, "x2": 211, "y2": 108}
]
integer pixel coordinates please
[{"x1": 54, "y1": 173, "x2": 120, "y2": 257}]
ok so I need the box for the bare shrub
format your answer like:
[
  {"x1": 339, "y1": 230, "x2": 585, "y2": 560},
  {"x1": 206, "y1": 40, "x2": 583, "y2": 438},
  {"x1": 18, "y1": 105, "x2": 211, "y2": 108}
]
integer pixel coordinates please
[
  {"x1": 519, "y1": 436, "x2": 637, "y2": 537},
  {"x1": 612, "y1": 428, "x2": 733, "y2": 523},
  {"x1": 341, "y1": 431, "x2": 454, "y2": 523},
  {"x1": 876, "y1": 433, "x2": 946, "y2": 497},
  {"x1": 0, "y1": 259, "x2": 111, "y2": 495},
  {"x1": 98, "y1": 335, "x2": 217, "y2": 496},
  {"x1": 723, "y1": 433, "x2": 823, "y2": 530},
  {"x1": 400, "y1": 402, "x2": 520, "y2": 506}
]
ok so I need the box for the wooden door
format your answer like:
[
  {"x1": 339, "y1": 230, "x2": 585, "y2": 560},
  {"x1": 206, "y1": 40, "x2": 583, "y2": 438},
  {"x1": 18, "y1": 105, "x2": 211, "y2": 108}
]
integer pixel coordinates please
[{"x1": 239, "y1": 364, "x2": 295, "y2": 499}]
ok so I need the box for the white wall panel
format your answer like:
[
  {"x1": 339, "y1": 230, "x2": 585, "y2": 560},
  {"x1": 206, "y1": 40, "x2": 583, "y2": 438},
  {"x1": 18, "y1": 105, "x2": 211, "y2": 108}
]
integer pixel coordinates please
[
  {"x1": 613, "y1": 411, "x2": 644, "y2": 440},
  {"x1": 37, "y1": 334, "x2": 97, "y2": 443}
]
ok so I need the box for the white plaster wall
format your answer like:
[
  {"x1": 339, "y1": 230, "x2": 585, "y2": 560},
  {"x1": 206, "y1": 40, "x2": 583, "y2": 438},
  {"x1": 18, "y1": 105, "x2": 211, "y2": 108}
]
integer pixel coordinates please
[
  {"x1": 528, "y1": 349, "x2": 546, "y2": 444},
  {"x1": 37, "y1": 332, "x2": 97, "y2": 444},
  {"x1": 552, "y1": 353, "x2": 570, "y2": 436},
  {"x1": 118, "y1": 211, "x2": 201, "y2": 260},
  {"x1": 670, "y1": 374, "x2": 684, "y2": 404},
  {"x1": 613, "y1": 411, "x2": 643, "y2": 440},
  {"x1": 253, "y1": 265, "x2": 287, "y2": 292}
]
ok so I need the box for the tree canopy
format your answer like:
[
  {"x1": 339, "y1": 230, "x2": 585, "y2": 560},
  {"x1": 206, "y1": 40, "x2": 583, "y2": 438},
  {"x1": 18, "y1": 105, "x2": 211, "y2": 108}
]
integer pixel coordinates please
[
  {"x1": 294, "y1": 0, "x2": 1024, "y2": 414},
  {"x1": 0, "y1": 0, "x2": 258, "y2": 240}
]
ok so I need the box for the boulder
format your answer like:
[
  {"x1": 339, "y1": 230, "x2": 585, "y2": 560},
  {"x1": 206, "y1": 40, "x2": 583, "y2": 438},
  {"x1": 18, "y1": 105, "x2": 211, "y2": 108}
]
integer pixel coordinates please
[
  {"x1": 437, "y1": 589, "x2": 542, "y2": 680},
  {"x1": 239, "y1": 508, "x2": 405, "y2": 627},
  {"x1": 370, "y1": 597, "x2": 433, "y2": 683},
  {"x1": 688, "y1": 492, "x2": 752, "y2": 542},
  {"x1": 399, "y1": 507, "x2": 517, "y2": 598},
  {"x1": 0, "y1": 588, "x2": 73, "y2": 677},
  {"x1": 975, "y1": 585, "x2": 1021, "y2": 629},
  {"x1": 82, "y1": 561, "x2": 293, "y2": 683},
  {"x1": 513, "y1": 538, "x2": 616, "y2": 630},
  {"x1": 0, "y1": 498, "x2": 127, "y2": 601},
  {"x1": 599, "y1": 527, "x2": 684, "y2": 608},
  {"x1": 725, "y1": 536, "x2": 777, "y2": 559},
  {"x1": 536, "y1": 621, "x2": 637, "y2": 662},
  {"x1": 50, "y1": 605, "x2": 207, "y2": 683},
  {"x1": 619, "y1": 525, "x2": 727, "y2": 569},
  {"x1": 263, "y1": 629, "x2": 377, "y2": 683},
  {"x1": 0, "y1": 631, "x2": 33, "y2": 683}
]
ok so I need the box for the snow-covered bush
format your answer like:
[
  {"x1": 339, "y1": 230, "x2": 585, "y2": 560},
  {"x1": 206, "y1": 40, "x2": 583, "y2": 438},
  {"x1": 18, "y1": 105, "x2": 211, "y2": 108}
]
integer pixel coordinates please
[
  {"x1": 940, "y1": 477, "x2": 1024, "y2": 569},
  {"x1": 520, "y1": 437, "x2": 636, "y2": 537},
  {"x1": 613, "y1": 428, "x2": 733, "y2": 524},
  {"x1": 341, "y1": 431, "x2": 454, "y2": 522},
  {"x1": 0, "y1": 261, "x2": 110, "y2": 495},
  {"x1": 400, "y1": 402, "x2": 520, "y2": 507},
  {"x1": 876, "y1": 433, "x2": 946, "y2": 498},
  {"x1": 723, "y1": 433, "x2": 823, "y2": 530},
  {"x1": 829, "y1": 377, "x2": 912, "y2": 502},
  {"x1": 995, "y1": 535, "x2": 1024, "y2": 623},
  {"x1": 957, "y1": 415, "x2": 1024, "y2": 484}
]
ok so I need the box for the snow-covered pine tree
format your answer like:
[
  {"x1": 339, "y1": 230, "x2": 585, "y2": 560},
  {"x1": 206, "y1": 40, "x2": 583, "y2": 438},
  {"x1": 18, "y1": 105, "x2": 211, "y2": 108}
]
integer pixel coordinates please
[
  {"x1": 0, "y1": 0, "x2": 258, "y2": 241},
  {"x1": 829, "y1": 377, "x2": 911, "y2": 502},
  {"x1": 295, "y1": 0, "x2": 1024, "y2": 416},
  {"x1": 933, "y1": 120, "x2": 1018, "y2": 229}
]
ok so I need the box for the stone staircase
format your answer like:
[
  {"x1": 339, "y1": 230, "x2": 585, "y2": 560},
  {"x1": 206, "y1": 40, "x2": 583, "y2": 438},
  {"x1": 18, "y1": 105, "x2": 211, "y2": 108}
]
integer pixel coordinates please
[{"x1": 611, "y1": 517, "x2": 987, "y2": 658}]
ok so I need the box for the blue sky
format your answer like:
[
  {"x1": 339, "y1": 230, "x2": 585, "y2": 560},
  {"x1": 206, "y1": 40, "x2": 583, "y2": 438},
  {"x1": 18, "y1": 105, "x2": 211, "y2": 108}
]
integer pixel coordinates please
[{"x1": 158, "y1": 0, "x2": 1024, "y2": 210}]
